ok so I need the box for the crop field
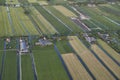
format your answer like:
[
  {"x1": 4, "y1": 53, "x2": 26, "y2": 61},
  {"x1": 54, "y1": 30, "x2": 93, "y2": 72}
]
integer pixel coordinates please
[
  {"x1": 32, "y1": 46, "x2": 69, "y2": 80},
  {"x1": 97, "y1": 39, "x2": 120, "y2": 64},
  {"x1": 30, "y1": 6, "x2": 58, "y2": 35},
  {"x1": 21, "y1": 54, "x2": 34, "y2": 80},
  {"x1": 0, "y1": 6, "x2": 13, "y2": 36},
  {"x1": 45, "y1": 6, "x2": 82, "y2": 33},
  {"x1": 62, "y1": 53, "x2": 92, "y2": 80},
  {"x1": 0, "y1": 0, "x2": 120, "y2": 79},
  {"x1": 53, "y1": 5, "x2": 77, "y2": 17},
  {"x1": 74, "y1": 5, "x2": 120, "y2": 30},
  {"x1": 0, "y1": 6, "x2": 39, "y2": 37},
  {"x1": 91, "y1": 44, "x2": 120, "y2": 79},
  {"x1": 68, "y1": 36, "x2": 115, "y2": 80},
  {"x1": 34, "y1": 4, "x2": 71, "y2": 35},
  {"x1": 2, "y1": 51, "x2": 17, "y2": 80}
]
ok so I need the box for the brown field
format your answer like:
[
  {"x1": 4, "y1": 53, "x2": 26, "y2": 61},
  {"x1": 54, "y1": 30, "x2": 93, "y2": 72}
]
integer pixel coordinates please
[
  {"x1": 91, "y1": 44, "x2": 120, "y2": 79},
  {"x1": 68, "y1": 36, "x2": 115, "y2": 80},
  {"x1": 53, "y1": 5, "x2": 77, "y2": 17},
  {"x1": 97, "y1": 39, "x2": 120, "y2": 63},
  {"x1": 62, "y1": 53, "x2": 92, "y2": 80}
]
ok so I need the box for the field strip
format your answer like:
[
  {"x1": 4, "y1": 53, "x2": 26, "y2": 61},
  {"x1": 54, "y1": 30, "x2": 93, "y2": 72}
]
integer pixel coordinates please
[
  {"x1": 97, "y1": 39, "x2": 120, "y2": 64},
  {"x1": 6, "y1": 6, "x2": 15, "y2": 35},
  {"x1": 62, "y1": 53, "x2": 92, "y2": 80},
  {"x1": 0, "y1": 41, "x2": 6, "y2": 80},
  {"x1": 43, "y1": 6, "x2": 73, "y2": 32},
  {"x1": 91, "y1": 44, "x2": 120, "y2": 79},
  {"x1": 68, "y1": 36, "x2": 115, "y2": 80},
  {"x1": 104, "y1": 16, "x2": 120, "y2": 26},
  {"x1": 53, "y1": 5, "x2": 77, "y2": 17}
]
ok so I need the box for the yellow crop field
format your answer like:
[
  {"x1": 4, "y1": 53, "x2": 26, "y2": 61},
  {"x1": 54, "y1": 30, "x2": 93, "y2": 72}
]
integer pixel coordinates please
[
  {"x1": 97, "y1": 39, "x2": 120, "y2": 63},
  {"x1": 68, "y1": 36, "x2": 115, "y2": 80},
  {"x1": 91, "y1": 44, "x2": 120, "y2": 79},
  {"x1": 53, "y1": 5, "x2": 77, "y2": 17},
  {"x1": 62, "y1": 53, "x2": 92, "y2": 80}
]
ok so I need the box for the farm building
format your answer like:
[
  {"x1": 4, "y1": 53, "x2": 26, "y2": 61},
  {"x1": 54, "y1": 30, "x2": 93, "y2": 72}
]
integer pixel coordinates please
[
  {"x1": 35, "y1": 37, "x2": 53, "y2": 46},
  {"x1": 19, "y1": 39, "x2": 29, "y2": 53}
]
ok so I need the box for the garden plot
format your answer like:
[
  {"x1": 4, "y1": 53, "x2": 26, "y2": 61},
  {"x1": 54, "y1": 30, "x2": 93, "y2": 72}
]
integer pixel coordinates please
[
  {"x1": 91, "y1": 44, "x2": 120, "y2": 79},
  {"x1": 62, "y1": 53, "x2": 92, "y2": 80},
  {"x1": 32, "y1": 46, "x2": 69, "y2": 80},
  {"x1": 53, "y1": 5, "x2": 77, "y2": 17},
  {"x1": 68, "y1": 36, "x2": 115, "y2": 80},
  {"x1": 97, "y1": 39, "x2": 120, "y2": 64},
  {"x1": 30, "y1": 7, "x2": 58, "y2": 35},
  {"x1": 2, "y1": 51, "x2": 17, "y2": 80}
]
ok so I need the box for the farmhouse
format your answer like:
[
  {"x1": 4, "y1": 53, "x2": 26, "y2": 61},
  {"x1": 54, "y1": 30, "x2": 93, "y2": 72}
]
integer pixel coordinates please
[{"x1": 19, "y1": 39, "x2": 29, "y2": 54}]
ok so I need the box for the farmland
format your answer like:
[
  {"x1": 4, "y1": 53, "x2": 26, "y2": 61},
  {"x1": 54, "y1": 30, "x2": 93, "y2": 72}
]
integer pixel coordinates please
[
  {"x1": 32, "y1": 46, "x2": 70, "y2": 80},
  {"x1": 62, "y1": 53, "x2": 92, "y2": 80},
  {"x1": 0, "y1": 0, "x2": 120, "y2": 80},
  {"x1": 97, "y1": 39, "x2": 120, "y2": 64},
  {"x1": 68, "y1": 36, "x2": 115, "y2": 80},
  {"x1": 91, "y1": 44, "x2": 120, "y2": 79}
]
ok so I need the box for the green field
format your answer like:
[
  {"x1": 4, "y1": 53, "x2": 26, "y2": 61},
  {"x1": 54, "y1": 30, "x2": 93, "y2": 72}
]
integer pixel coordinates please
[
  {"x1": 34, "y1": 4, "x2": 71, "y2": 35},
  {"x1": 45, "y1": 6, "x2": 82, "y2": 33},
  {"x1": 21, "y1": 54, "x2": 34, "y2": 80},
  {"x1": 2, "y1": 51, "x2": 17, "y2": 80},
  {"x1": 32, "y1": 46, "x2": 70, "y2": 80}
]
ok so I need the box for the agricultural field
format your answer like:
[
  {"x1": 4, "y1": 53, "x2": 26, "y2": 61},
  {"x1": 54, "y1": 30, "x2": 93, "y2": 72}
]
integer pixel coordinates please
[
  {"x1": 2, "y1": 51, "x2": 17, "y2": 80},
  {"x1": 53, "y1": 5, "x2": 77, "y2": 17},
  {"x1": 73, "y1": 4, "x2": 120, "y2": 31},
  {"x1": 6, "y1": 0, "x2": 19, "y2": 4},
  {"x1": 91, "y1": 44, "x2": 120, "y2": 79},
  {"x1": 21, "y1": 54, "x2": 34, "y2": 80},
  {"x1": 0, "y1": 6, "x2": 39, "y2": 37},
  {"x1": 68, "y1": 36, "x2": 115, "y2": 80},
  {"x1": 45, "y1": 6, "x2": 82, "y2": 33},
  {"x1": 34, "y1": 4, "x2": 71, "y2": 35},
  {"x1": 97, "y1": 39, "x2": 120, "y2": 64},
  {"x1": 32, "y1": 46, "x2": 70, "y2": 80},
  {"x1": 62, "y1": 53, "x2": 92, "y2": 80},
  {"x1": 0, "y1": 0, "x2": 120, "y2": 79},
  {"x1": 30, "y1": 6, "x2": 58, "y2": 35}
]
